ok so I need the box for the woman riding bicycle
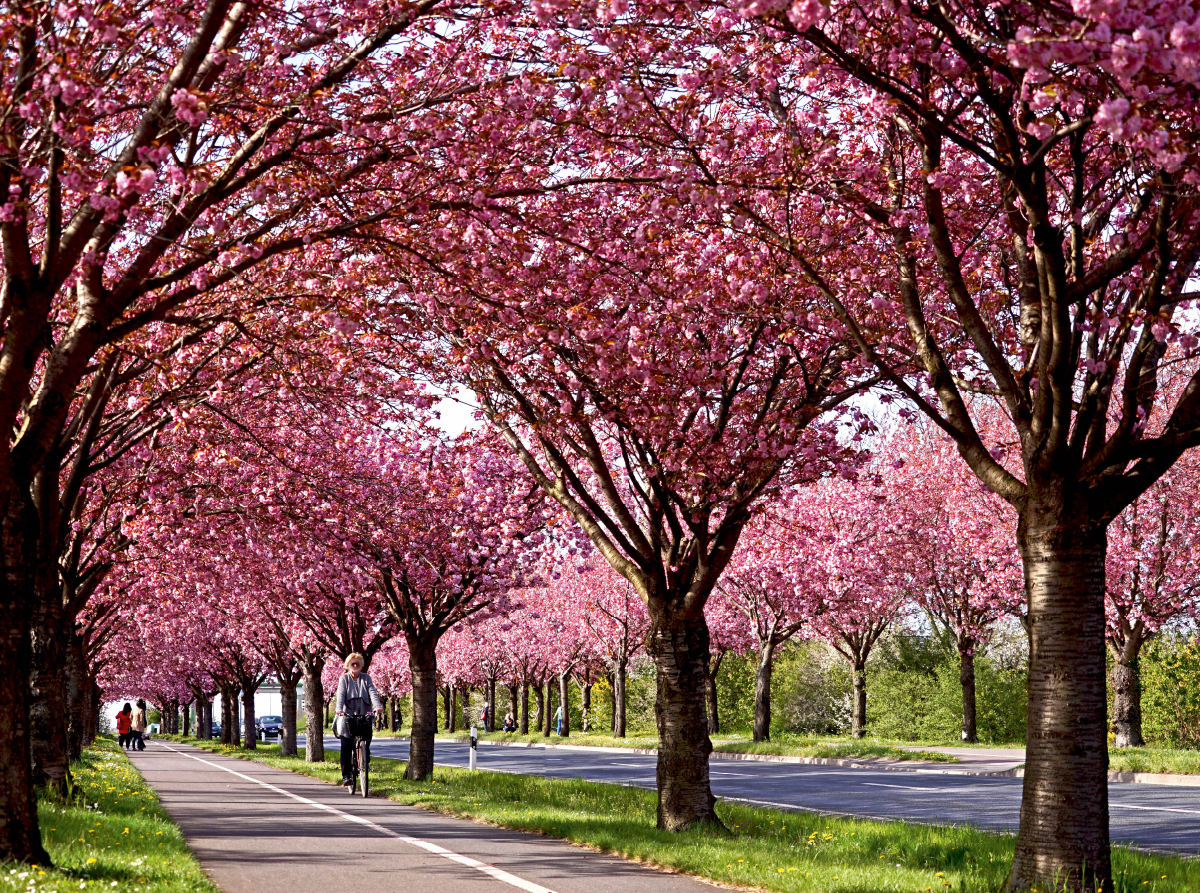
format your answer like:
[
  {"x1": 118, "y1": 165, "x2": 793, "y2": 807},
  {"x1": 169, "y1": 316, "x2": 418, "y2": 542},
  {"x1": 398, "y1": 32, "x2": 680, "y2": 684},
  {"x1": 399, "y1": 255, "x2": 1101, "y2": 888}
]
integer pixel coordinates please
[{"x1": 334, "y1": 653, "x2": 384, "y2": 787}]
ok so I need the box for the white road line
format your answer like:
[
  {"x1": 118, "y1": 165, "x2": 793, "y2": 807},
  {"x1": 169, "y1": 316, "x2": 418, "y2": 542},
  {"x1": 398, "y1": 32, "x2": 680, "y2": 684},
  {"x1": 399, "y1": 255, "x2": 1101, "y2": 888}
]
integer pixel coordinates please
[
  {"x1": 1110, "y1": 802, "x2": 1200, "y2": 817},
  {"x1": 153, "y1": 741, "x2": 559, "y2": 893},
  {"x1": 862, "y1": 782, "x2": 941, "y2": 791}
]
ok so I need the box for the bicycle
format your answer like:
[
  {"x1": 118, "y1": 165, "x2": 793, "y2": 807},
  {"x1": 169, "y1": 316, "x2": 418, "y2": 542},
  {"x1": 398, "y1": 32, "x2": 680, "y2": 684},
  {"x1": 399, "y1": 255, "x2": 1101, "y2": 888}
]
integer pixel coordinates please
[{"x1": 344, "y1": 713, "x2": 375, "y2": 797}]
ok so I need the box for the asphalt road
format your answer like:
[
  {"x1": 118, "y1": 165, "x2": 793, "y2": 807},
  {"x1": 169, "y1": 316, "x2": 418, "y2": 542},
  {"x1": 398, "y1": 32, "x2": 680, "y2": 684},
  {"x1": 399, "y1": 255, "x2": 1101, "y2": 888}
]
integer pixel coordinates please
[
  {"x1": 130, "y1": 741, "x2": 717, "y2": 893},
  {"x1": 297, "y1": 734, "x2": 1200, "y2": 856}
]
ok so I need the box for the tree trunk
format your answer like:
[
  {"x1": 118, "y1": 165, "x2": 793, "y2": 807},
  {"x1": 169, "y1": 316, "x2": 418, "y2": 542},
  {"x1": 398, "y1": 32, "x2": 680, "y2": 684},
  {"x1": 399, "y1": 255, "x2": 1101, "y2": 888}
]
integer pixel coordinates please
[
  {"x1": 580, "y1": 679, "x2": 592, "y2": 732},
  {"x1": 487, "y1": 676, "x2": 497, "y2": 732},
  {"x1": 1111, "y1": 654, "x2": 1144, "y2": 749},
  {"x1": 533, "y1": 680, "x2": 544, "y2": 733},
  {"x1": 851, "y1": 660, "x2": 867, "y2": 739},
  {"x1": 558, "y1": 670, "x2": 571, "y2": 738},
  {"x1": 66, "y1": 633, "x2": 87, "y2": 762},
  {"x1": 615, "y1": 661, "x2": 627, "y2": 737},
  {"x1": 280, "y1": 680, "x2": 298, "y2": 756},
  {"x1": 703, "y1": 663, "x2": 720, "y2": 736},
  {"x1": 84, "y1": 679, "x2": 100, "y2": 747},
  {"x1": 752, "y1": 642, "x2": 774, "y2": 743},
  {"x1": 441, "y1": 685, "x2": 450, "y2": 730},
  {"x1": 182, "y1": 702, "x2": 191, "y2": 737},
  {"x1": 405, "y1": 634, "x2": 439, "y2": 781},
  {"x1": 0, "y1": 570, "x2": 49, "y2": 863},
  {"x1": 646, "y1": 607, "x2": 720, "y2": 831},
  {"x1": 219, "y1": 688, "x2": 233, "y2": 745},
  {"x1": 1006, "y1": 510, "x2": 1111, "y2": 893},
  {"x1": 29, "y1": 595, "x2": 71, "y2": 798},
  {"x1": 242, "y1": 687, "x2": 257, "y2": 750},
  {"x1": 959, "y1": 647, "x2": 978, "y2": 744},
  {"x1": 449, "y1": 686, "x2": 458, "y2": 733},
  {"x1": 519, "y1": 681, "x2": 529, "y2": 734},
  {"x1": 508, "y1": 683, "x2": 518, "y2": 728},
  {"x1": 543, "y1": 680, "x2": 554, "y2": 737},
  {"x1": 303, "y1": 653, "x2": 325, "y2": 762}
]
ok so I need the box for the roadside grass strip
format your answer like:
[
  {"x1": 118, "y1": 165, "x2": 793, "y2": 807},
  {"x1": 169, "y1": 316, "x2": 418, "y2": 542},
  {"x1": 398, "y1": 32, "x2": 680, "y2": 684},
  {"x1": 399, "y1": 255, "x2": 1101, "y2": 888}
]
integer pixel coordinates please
[
  {"x1": 1108, "y1": 748, "x2": 1200, "y2": 776},
  {"x1": 425, "y1": 730, "x2": 960, "y2": 763},
  {"x1": 168, "y1": 737, "x2": 1199, "y2": 893},
  {"x1": 2, "y1": 738, "x2": 218, "y2": 893}
]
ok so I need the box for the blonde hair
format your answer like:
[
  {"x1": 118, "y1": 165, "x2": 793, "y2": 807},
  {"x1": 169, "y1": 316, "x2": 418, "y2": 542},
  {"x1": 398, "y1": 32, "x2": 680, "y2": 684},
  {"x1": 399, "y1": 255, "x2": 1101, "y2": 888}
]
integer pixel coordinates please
[{"x1": 344, "y1": 653, "x2": 366, "y2": 670}]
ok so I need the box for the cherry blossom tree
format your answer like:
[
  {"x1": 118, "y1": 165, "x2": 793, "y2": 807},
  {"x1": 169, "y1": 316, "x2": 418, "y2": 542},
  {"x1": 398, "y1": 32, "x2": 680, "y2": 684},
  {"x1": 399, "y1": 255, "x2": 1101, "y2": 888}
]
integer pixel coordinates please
[
  {"x1": 887, "y1": 426, "x2": 1024, "y2": 743},
  {"x1": 716, "y1": 500, "x2": 820, "y2": 742},
  {"x1": 577, "y1": 560, "x2": 650, "y2": 737},
  {"x1": 1106, "y1": 450, "x2": 1200, "y2": 747},
  {"x1": 506, "y1": 0, "x2": 1200, "y2": 883},
  {"x1": 400, "y1": 170, "x2": 872, "y2": 828}
]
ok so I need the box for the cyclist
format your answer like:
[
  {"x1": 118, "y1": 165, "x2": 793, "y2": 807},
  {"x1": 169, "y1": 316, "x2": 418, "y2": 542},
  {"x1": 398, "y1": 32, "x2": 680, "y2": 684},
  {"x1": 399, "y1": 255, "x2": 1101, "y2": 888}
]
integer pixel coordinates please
[{"x1": 334, "y1": 653, "x2": 383, "y2": 787}]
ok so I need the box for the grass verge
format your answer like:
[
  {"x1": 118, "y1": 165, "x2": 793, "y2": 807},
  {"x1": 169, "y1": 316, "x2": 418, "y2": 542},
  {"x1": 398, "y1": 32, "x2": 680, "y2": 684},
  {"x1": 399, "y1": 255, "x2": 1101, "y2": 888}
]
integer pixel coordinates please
[
  {"x1": 1, "y1": 737, "x2": 218, "y2": 893},
  {"x1": 429, "y1": 730, "x2": 960, "y2": 763},
  {"x1": 1108, "y1": 748, "x2": 1200, "y2": 776},
  {"x1": 164, "y1": 736, "x2": 1196, "y2": 893}
]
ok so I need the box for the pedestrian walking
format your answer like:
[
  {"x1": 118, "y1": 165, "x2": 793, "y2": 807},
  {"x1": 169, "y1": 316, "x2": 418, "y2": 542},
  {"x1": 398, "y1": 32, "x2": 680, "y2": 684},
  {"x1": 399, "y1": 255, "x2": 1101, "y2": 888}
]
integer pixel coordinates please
[
  {"x1": 131, "y1": 699, "x2": 148, "y2": 750},
  {"x1": 553, "y1": 704, "x2": 563, "y2": 736},
  {"x1": 116, "y1": 703, "x2": 133, "y2": 749}
]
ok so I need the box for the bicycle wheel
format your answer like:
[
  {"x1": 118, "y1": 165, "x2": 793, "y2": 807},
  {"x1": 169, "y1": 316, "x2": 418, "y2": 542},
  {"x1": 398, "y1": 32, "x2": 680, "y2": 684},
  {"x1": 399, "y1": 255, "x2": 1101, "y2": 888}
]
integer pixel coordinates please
[{"x1": 359, "y1": 739, "x2": 369, "y2": 798}]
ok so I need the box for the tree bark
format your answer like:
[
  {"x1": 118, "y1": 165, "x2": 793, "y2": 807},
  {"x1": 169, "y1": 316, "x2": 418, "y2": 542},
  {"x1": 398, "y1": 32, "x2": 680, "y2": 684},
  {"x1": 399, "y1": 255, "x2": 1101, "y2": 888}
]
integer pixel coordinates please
[
  {"x1": 487, "y1": 676, "x2": 497, "y2": 732},
  {"x1": 29, "y1": 591, "x2": 71, "y2": 798},
  {"x1": 242, "y1": 687, "x2": 258, "y2": 750},
  {"x1": 508, "y1": 683, "x2": 518, "y2": 728},
  {"x1": 959, "y1": 647, "x2": 978, "y2": 744},
  {"x1": 405, "y1": 634, "x2": 439, "y2": 781},
  {"x1": 519, "y1": 681, "x2": 529, "y2": 734},
  {"x1": 614, "y1": 662, "x2": 627, "y2": 737},
  {"x1": 219, "y1": 687, "x2": 233, "y2": 745},
  {"x1": 182, "y1": 702, "x2": 191, "y2": 737},
  {"x1": 703, "y1": 650, "x2": 723, "y2": 736},
  {"x1": 66, "y1": 633, "x2": 88, "y2": 761},
  {"x1": 752, "y1": 642, "x2": 774, "y2": 743},
  {"x1": 280, "y1": 680, "x2": 298, "y2": 756},
  {"x1": 646, "y1": 607, "x2": 720, "y2": 831},
  {"x1": 851, "y1": 660, "x2": 867, "y2": 739},
  {"x1": 533, "y1": 680, "x2": 544, "y2": 733},
  {"x1": 1111, "y1": 656, "x2": 1144, "y2": 749},
  {"x1": 449, "y1": 686, "x2": 458, "y2": 733},
  {"x1": 557, "y1": 670, "x2": 571, "y2": 737},
  {"x1": 0, "y1": 562, "x2": 49, "y2": 863},
  {"x1": 543, "y1": 679, "x2": 554, "y2": 737},
  {"x1": 441, "y1": 685, "x2": 450, "y2": 730},
  {"x1": 1006, "y1": 511, "x2": 1111, "y2": 893},
  {"x1": 580, "y1": 679, "x2": 592, "y2": 732},
  {"x1": 302, "y1": 653, "x2": 325, "y2": 762}
]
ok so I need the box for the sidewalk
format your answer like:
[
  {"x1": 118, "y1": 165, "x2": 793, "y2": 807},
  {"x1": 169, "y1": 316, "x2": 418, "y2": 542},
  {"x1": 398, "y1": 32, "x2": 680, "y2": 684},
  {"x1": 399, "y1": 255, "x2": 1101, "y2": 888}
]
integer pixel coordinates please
[{"x1": 127, "y1": 740, "x2": 718, "y2": 893}]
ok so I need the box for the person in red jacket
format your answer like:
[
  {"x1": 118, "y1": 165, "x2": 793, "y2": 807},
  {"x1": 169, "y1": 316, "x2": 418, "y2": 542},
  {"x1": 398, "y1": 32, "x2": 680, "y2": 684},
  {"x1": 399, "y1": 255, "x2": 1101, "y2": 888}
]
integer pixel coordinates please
[{"x1": 115, "y1": 703, "x2": 133, "y2": 749}]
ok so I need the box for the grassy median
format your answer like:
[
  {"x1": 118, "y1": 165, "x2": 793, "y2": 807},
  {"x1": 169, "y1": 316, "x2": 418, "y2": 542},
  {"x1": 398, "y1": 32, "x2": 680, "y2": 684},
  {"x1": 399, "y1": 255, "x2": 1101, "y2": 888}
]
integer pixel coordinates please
[
  {"x1": 428, "y1": 730, "x2": 960, "y2": 763},
  {"x1": 165, "y1": 736, "x2": 1197, "y2": 893},
  {"x1": 1, "y1": 737, "x2": 218, "y2": 893}
]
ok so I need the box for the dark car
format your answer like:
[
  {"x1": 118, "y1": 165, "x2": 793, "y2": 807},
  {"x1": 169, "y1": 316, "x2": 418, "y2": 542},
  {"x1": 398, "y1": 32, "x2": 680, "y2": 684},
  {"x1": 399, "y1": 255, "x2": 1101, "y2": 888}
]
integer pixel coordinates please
[
  {"x1": 208, "y1": 720, "x2": 222, "y2": 737},
  {"x1": 255, "y1": 715, "x2": 283, "y2": 741}
]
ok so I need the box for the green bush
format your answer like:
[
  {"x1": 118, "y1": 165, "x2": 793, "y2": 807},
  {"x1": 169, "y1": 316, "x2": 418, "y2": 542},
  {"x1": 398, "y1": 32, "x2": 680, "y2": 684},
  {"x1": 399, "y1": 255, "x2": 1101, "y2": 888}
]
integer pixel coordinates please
[{"x1": 1141, "y1": 633, "x2": 1200, "y2": 749}]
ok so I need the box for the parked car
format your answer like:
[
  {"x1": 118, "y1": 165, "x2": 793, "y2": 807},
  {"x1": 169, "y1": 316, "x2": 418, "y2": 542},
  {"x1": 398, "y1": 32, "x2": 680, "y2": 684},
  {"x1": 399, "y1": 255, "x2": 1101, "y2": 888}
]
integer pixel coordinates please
[
  {"x1": 208, "y1": 720, "x2": 222, "y2": 738},
  {"x1": 255, "y1": 715, "x2": 283, "y2": 741}
]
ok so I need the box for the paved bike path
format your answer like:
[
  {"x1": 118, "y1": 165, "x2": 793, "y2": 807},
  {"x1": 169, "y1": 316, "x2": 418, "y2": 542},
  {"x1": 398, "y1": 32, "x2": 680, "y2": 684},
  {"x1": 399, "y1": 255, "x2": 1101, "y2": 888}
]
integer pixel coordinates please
[{"x1": 127, "y1": 741, "x2": 717, "y2": 893}]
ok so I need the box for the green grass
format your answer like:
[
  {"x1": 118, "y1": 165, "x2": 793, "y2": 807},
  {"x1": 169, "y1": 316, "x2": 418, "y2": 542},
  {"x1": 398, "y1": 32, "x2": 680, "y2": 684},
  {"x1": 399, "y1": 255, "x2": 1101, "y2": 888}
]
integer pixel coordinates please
[
  {"x1": 1, "y1": 737, "x2": 218, "y2": 893},
  {"x1": 1108, "y1": 748, "x2": 1200, "y2": 775},
  {"x1": 165, "y1": 736, "x2": 1198, "y2": 893},
  {"x1": 429, "y1": 729, "x2": 959, "y2": 762},
  {"x1": 435, "y1": 730, "x2": 661, "y2": 749}
]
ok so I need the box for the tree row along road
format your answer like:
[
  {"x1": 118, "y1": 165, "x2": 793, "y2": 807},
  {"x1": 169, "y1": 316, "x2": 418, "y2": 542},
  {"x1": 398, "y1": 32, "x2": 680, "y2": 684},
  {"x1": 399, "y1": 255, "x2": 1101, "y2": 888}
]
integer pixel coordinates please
[
  {"x1": 297, "y1": 736, "x2": 1200, "y2": 857},
  {"x1": 130, "y1": 741, "x2": 715, "y2": 893}
]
